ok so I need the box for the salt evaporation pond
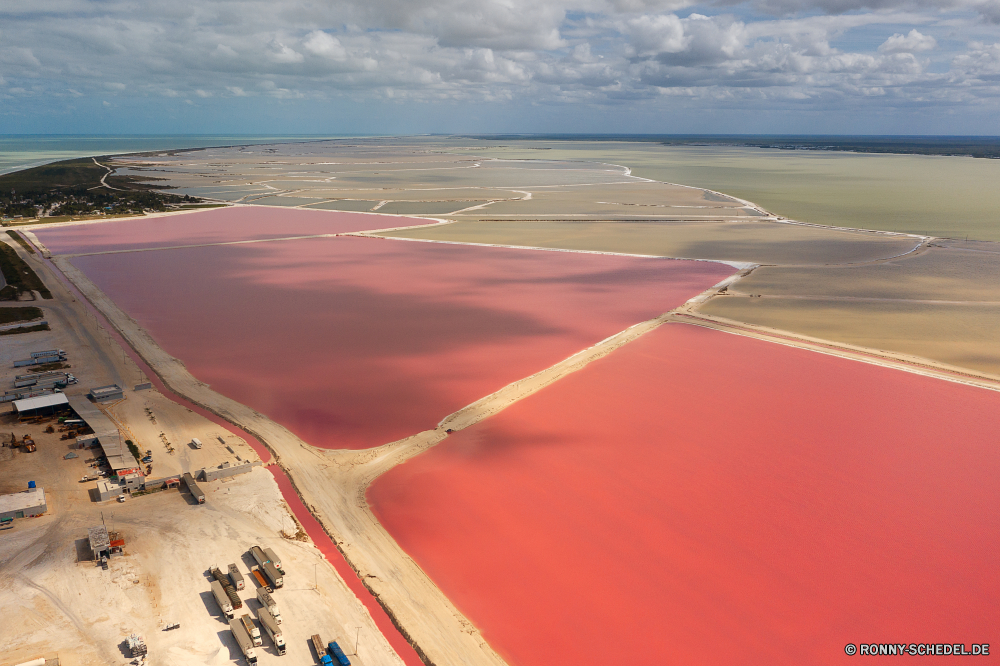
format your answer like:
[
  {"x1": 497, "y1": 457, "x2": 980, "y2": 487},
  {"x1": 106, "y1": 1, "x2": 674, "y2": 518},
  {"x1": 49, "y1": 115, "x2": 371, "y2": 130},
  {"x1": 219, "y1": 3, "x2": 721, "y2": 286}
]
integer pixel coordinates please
[
  {"x1": 69, "y1": 235, "x2": 733, "y2": 449},
  {"x1": 36, "y1": 205, "x2": 432, "y2": 255},
  {"x1": 369, "y1": 323, "x2": 1000, "y2": 666}
]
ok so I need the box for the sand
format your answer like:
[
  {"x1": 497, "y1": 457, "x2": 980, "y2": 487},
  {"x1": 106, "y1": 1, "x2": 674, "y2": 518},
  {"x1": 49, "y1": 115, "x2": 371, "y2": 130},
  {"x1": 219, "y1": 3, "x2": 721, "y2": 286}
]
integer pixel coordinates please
[{"x1": 383, "y1": 219, "x2": 921, "y2": 266}]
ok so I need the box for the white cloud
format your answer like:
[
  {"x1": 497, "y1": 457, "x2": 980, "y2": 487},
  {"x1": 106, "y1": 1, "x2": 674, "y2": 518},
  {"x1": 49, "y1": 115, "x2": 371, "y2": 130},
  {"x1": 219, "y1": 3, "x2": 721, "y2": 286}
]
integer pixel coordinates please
[
  {"x1": 879, "y1": 29, "x2": 937, "y2": 53},
  {"x1": 0, "y1": 0, "x2": 996, "y2": 122}
]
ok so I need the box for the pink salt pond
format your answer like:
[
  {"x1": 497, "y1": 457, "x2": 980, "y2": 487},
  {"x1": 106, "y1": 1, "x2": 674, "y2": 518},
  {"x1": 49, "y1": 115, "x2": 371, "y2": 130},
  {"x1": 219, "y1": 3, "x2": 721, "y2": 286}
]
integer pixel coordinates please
[
  {"x1": 35, "y1": 205, "x2": 431, "y2": 255},
  {"x1": 68, "y1": 234, "x2": 733, "y2": 449},
  {"x1": 369, "y1": 323, "x2": 1000, "y2": 666}
]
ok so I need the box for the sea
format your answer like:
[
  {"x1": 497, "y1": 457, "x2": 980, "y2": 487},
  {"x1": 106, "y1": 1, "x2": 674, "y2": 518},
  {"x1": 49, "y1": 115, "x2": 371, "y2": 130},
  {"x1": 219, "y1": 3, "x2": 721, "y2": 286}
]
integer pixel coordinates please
[{"x1": 0, "y1": 135, "x2": 346, "y2": 176}]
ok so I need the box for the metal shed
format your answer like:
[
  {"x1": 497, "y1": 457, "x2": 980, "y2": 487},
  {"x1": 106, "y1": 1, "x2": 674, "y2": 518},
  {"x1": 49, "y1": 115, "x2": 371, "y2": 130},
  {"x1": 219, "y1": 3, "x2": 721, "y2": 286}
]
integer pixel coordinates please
[{"x1": 12, "y1": 393, "x2": 69, "y2": 419}]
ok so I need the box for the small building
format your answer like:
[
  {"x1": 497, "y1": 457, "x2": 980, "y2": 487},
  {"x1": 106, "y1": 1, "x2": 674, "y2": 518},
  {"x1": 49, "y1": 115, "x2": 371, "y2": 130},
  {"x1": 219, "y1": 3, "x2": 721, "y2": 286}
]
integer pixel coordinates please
[
  {"x1": 88, "y1": 525, "x2": 110, "y2": 560},
  {"x1": 0, "y1": 487, "x2": 47, "y2": 521},
  {"x1": 12, "y1": 393, "x2": 70, "y2": 420},
  {"x1": 89, "y1": 384, "x2": 124, "y2": 403}
]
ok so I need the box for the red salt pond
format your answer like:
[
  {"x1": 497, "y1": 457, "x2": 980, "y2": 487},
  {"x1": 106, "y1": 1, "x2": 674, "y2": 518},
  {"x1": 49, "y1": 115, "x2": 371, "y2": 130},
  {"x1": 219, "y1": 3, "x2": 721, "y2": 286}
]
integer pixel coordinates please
[
  {"x1": 35, "y1": 205, "x2": 432, "y2": 255},
  {"x1": 69, "y1": 236, "x2": 732, "y2": 450},
  {"x1": 269, "y1": 468, "x2": 424, "y2": 666},
  {"x1": 29, "y1": 236, "x2": 424, "y2": 666},
  {"x1": 369, "y1": 323, "x2": 1000, "y2": 666}
]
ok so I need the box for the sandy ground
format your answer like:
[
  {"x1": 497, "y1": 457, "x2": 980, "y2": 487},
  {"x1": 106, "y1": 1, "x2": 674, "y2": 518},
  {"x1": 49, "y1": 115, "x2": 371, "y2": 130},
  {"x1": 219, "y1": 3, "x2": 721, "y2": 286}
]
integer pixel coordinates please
[
  {"x1": 699, "y1": 240, "x2": 1000, "y2": 377},
  {"x1": 0, "y1": 239, "x2": 404, "y2": 666},
  {"x1": 383, "y1": 219, "x2": 921, "y2": 266}
]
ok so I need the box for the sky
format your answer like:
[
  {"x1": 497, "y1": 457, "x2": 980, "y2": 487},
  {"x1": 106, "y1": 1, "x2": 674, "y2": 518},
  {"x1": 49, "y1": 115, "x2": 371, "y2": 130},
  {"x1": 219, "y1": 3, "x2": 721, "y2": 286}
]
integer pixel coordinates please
[{"x1": 1, "y1": 0, "x2": 999, "y2": 134}]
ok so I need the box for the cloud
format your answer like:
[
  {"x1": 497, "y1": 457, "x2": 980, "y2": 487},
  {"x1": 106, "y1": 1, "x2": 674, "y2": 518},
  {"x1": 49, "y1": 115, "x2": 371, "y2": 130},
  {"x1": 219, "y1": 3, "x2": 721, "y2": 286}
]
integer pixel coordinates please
[
  {"x1": 0, "y1": 0, "x2": 996, "y2": 125},
  {"x1": 879, "y1": 29, "x2": 937, "y2": 53}
]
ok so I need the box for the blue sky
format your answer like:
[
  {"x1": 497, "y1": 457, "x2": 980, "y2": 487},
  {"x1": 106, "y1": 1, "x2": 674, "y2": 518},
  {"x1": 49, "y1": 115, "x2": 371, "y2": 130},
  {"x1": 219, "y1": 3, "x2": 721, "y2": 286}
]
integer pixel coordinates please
[{"x1": 2, "y1": 0, "x2": 999, "y2": 134}]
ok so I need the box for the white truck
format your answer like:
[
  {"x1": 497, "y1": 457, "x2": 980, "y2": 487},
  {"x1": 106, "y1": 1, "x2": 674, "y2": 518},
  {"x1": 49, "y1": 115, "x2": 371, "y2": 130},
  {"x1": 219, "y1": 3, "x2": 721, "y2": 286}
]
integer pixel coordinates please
[
  {"x1": 263, "y1": 547, "x2": 283, "y2": 573},
  {"x1": 192, "y1": 437, "x2": 203, "y2": 449},
  {"x1": 257, "y1": 604, "x2": 287, "y2": 655},
  {"x1": 228, "y1": 563, "x2": 246, "y2": 590},
  {"x1": 256, "y1": 586, "x2": 281, "y2": 624},
  {"x1": 239, "y1": 614, "x2": 262, "y2": 647},
  {"x1": 230, "y1": 617, "x2": 258, "y2": 664},
  {"x1": 211, "y1": 580, "x2": 234, "y2": 619}
]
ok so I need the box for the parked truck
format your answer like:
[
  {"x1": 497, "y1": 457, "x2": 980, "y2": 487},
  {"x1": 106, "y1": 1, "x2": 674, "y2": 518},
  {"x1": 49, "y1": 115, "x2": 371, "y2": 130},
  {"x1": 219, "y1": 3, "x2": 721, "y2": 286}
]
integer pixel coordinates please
[
  {"x1": 249, "y1": 545, "x2": 270, "y2": 568},
  {"x1": 261, "y1": 561, "x2": 284, "y2": 589},
  {"x1": 311, "y1": 634, "x2": 327, "y2": 661},
  {"x1": 211, "y1": 566, "x2": 243, "y2": 610},
  {"x1": 263, "y1": 547, "x2": 283, "y2": 574},
  {"x1": 251, "y1": 567, "x2": 272, "y2": 592},
  {"x1": 183, "y1": 472, "x2": 205, "y2": 504},
  {"x1": 256, "y1": 586, "x2": 281, "y2": 624},
  {"x1": 230, "y1": 617, "x2": 258, "y2": 664},
  {"x1": 239, "y1": 614, "x2": 262, "y2": 647},
  {"x1": 257, "y1": 604, "x2": 286, "y2": 655},
  {"x1": 228, "y1": 563, "x2": 245, "y2": 590},
  {"x1": 328, "y1": 640, "x2": 351, "y2": 666},
  {"x1": 211, "y1": 580, "x2": 234, "y2": 619}
]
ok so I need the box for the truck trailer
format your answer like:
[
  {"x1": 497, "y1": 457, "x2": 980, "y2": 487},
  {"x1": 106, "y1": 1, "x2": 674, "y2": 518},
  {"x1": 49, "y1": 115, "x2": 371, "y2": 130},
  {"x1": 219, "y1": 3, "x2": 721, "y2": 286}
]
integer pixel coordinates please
[
  {"x1": 258, "y1": 604, "x2": 286, "y2": 655},
  {"x1": 239, "y1": 614, "x2": 263, "y2": 647},
  {"x1": 228, "y1": 563, "x2": 245, "y2": 590},
  {"x1": 311, "y1": 634, "x2": 326, "y2": 661},
  {"x1": 261, "y1": 560, "x2": 284, "y2": 589},
  {"x1": 249, "y1": 545, "x2": 269, "y2": 568},
  {"x1": 263, "y1": 547, "x2": 283, "y2": 573},
  {"x1": 256, "y1": 586, "x2": 281, "y2": 623},
  {"x1": 229, "y1": 617, "x2": 258, "y2": 664},
  {"x1": 182, "y1": 472, "x2": 205, "y2": 504},
  {"x1": 210, "y1": 580, "x2": 234, "y2": 619},
  {"x1": 212, "y1": 566, "x2": 243, "y2": 610},
  {"x1": 251, "y1": 568, "x2": 272, "y2": 592},
  {"x1": 328, "y1": 640, "x2": 351, "y2": 666}
]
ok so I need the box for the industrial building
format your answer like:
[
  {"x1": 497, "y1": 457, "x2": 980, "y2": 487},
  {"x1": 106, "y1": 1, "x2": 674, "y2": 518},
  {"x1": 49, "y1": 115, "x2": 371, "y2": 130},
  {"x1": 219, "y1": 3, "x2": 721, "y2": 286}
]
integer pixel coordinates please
[
  {"x1": 87, "y1": 524, "x2": 125, "y2": 561},
  {"x1": 89, "y1": 384, "x2": 124, "y2": 403},
  {"x1": 0, "y1": 487, "x2": 47, "y2": 521},
  {"x1": 11, "y1": 393, "x2": 70, "y2": 420},
  {"x1": 67, "y1": 396, "x2": 143, "y2": 496}
]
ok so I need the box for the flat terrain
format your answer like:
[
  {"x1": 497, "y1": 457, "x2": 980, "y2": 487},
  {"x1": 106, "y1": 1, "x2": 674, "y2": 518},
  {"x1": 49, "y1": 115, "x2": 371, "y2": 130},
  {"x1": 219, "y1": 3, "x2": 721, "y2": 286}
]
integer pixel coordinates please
[
  {"x1": 369, "y1": 322, "x2": 1000, "y2": 666},
  {"x1": 384, "y1": 219, "x2": 919, "y2": 265},
  {"x1": 700, "y1": 239, "x2": 1000, "y2": 376},
  {"x1": 453, "y1": 140, "x2": 1000, "y2": 241},
  {"x1": 64, "y1": 233, "x2": 732, "y2": 450}
]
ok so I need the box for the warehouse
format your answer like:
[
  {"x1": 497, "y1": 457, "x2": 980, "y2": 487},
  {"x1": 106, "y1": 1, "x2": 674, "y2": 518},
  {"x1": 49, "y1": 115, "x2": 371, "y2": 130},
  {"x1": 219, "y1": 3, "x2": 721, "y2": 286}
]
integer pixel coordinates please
[
  {"x1": 0, "y1": 487, "x2": 47, "y2": 521},
  {"x1": 89, "y1": 384, "x2": 124, "y2": 403},
  {"x1": 11, "y1": 393, "x2": 70, "y2": 420}
]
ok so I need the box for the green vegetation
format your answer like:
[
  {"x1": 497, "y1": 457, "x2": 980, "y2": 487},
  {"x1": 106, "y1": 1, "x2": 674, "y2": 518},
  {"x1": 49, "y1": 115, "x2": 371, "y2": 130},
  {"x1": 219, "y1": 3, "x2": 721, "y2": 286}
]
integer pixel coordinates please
[
  {"x1": 125, "y1": 439, "x2": 142, "y2": 462},
  {"x1": 0, "y1": 322, "x2": 49, "y2": 336},
  {"x1": 0, "y1": 306, "x2": 42, "y2": 325},
  {"x1": 0, "y1": 157, "x2": 200, "y2": 219},
  {"x1": 0, "y1": 241, "x2": 52, "y2": 299},
  {"x1": 6, "y1": 230, "x2": 35, "y2": 253}
]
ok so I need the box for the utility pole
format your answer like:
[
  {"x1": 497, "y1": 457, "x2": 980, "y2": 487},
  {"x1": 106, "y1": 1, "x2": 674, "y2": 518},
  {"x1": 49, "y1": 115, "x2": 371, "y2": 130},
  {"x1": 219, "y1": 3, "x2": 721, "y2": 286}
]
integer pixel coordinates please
[
  {"x1": 314, "y1": 563, "x2": 318, "y2": 591},
  {"x1": 355, "y1": 626, "x2": 361, "y2": 656}
]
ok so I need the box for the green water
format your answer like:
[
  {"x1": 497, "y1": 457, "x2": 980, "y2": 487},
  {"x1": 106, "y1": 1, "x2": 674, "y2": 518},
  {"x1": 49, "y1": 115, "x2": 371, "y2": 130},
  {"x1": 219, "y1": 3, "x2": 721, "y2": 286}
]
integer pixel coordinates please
[
  {"x1": 470, "y1": 142, "x2": 1000, "y2": 241},
  {"x1": 0, "y1": 135, "x2": 341, "y2": 176}
]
